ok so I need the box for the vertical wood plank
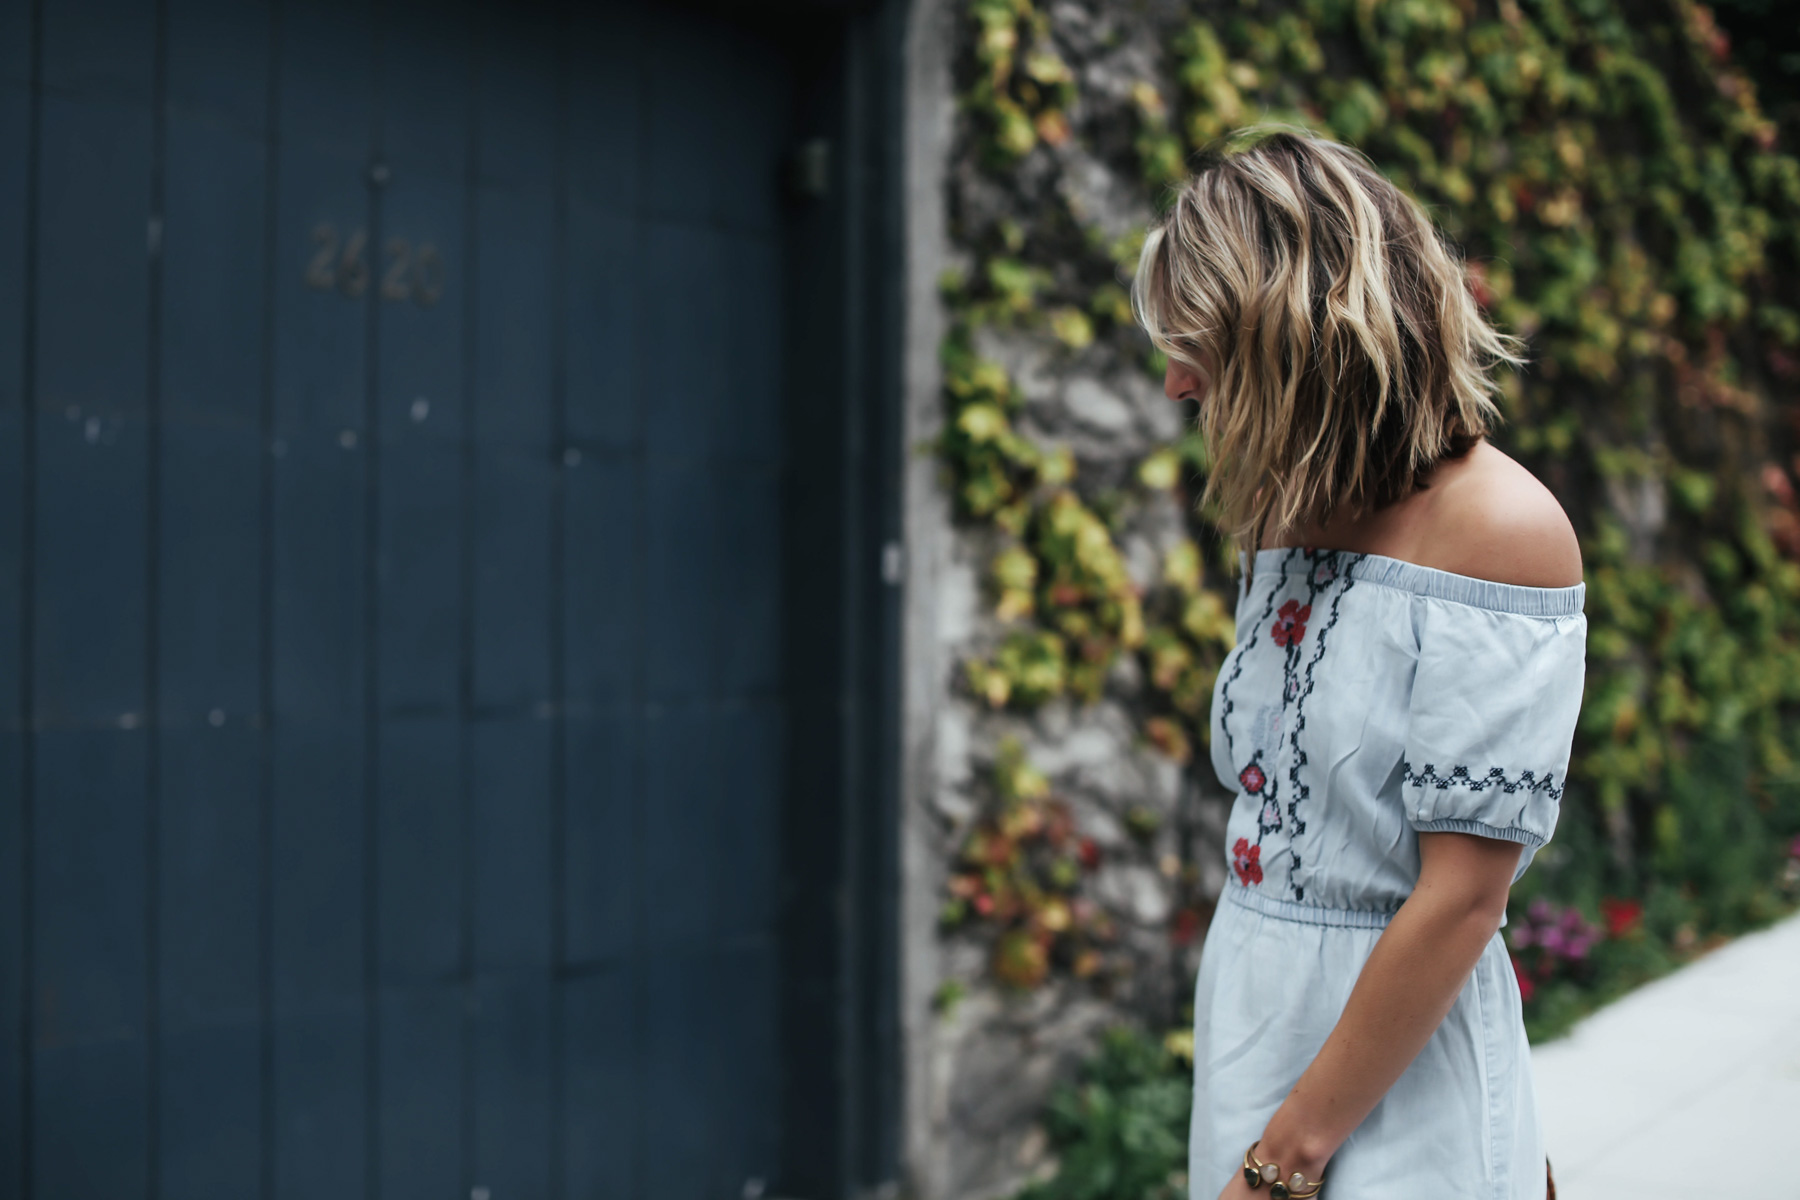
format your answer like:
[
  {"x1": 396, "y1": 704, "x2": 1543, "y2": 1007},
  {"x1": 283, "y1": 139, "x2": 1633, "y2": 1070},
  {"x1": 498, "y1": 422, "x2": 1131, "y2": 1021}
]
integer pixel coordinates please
[
  {"x1": 473, "y1": 718, "x2": 552, "y2": 972},
  {"x1": 715, "y1": 707, "x2": 783, "y2": 1188},
  {"x1": 0, "y1": 66, "x2": 30, "y2": 1200},
  {"x1": 715, "y1": 233, "x2": 784, "y2": 462},
  {"x1": 475, "y1": 4, "x2": 556, "y2": 194},
  {"x1": 561, "y1": 712, "x2": 639, "y2": 969},
  {"x1": 472, "y1": 451, "x2": 554, "y2": 711},
  {"x1": 470, "y1": 973, "x2": 551, "y2": 1200},
  {"x1": 560, "y1": 970, "x2": 638, "y2": 1198},
  {"x1": 716, "y1": 468, "x2": 783, "y2": 697},
  {"x1": 470, "y1": 721, "x2": 552, "y2": 1193},
  {"x1": 29, "y1": 9, "x2": 156, "y2": 1183},
  {"x1": 640, "y1": 11, "x2": 782, "y2": 236},
  {"x1": 643, "y1": 458, "x2": 720, "y2": 702},
  {"x1": 563, "y1": 201, "x2": 636, "y2": 455},
  {"x1": 470, "y1": 181, "x2": 553, "y2": 712},
  {"x1": 640, "y1": 222, "x2": 727, "y2": 462},
  {"x1": 374, "y1": 442, "x2": 462, "y2": 713},
  {"x1": 642, "y1": 710, "x2": 717, "y2": 952},
  {"x1": 155, "y1": 728, "x2": 263, "y2": 1200},
  {"x1": 269, "y1": 3, "x2": 374, "y2": 1196},
  {"x1": 714, "y1": 706, "x2": 782, "y2": 953},
  {"x1": 270, "y1": 1001, "x2": 366, "y2": 1200},
  {"x1": 153, "y1": 6, "x2": 273, "y2": 1187},
  {"x1": 642, "y1": 712, "x2": 721, "y2": 1195},
  {"x1": 40, "y1": 0, "x2": 155, "y2": 98},
  {"x1": 643, "y1": 950, "x2": 717, "y2": 1199},
  {"x1": 0, "y1": 729, "x2": 21, "y2": 1200},
  {"x1": 562, "y1": 458, "x2": 637, "y2": 708},
  {"x1": 563, "y1": 0, "x2": 640, "y2": 454},
  {"x1": 373, "y1": 11, "x2": 472, "y2": 1198},
  {"x1": 376, "y1": 987, "x2": 461, "y2": 1200},
  {"x1": 466, "y1": 16, "x2": 557, "y2": 1190},
  {"x1": 0, "y1": 1, "x2": 27, "y2": 84},
  {"x1": 31, "y1": 730, "x2": 150, "y2": 1199},
  {"x1": 376, "y1": 718, "x2": 462, "y2": 983},
  {"x1": 165, "y1": 0, "x2": 269, "y2": 130},
  {"x1": 565, "y1": 5, "x2": 639, "y2": 218},
  {"x1": 468, "y1": 45, "x2": 553, "y2": 704},
  {"x1": 157, "y1": 124, "x2": 265, "y2": 720},
  {"x1": 373, "y1": 0, "x2": 467, "y2": 714},
  {"x1": 157, "y1": 1015, "x2": 261, "y2": 1200},
  {"x1": 31, "y1": 93, "x2": 153, "y2": 726}
]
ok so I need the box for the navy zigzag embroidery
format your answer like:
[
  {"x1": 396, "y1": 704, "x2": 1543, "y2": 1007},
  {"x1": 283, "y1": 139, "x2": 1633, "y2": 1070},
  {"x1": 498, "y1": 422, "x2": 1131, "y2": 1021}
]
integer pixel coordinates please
[
  {"x1": 1218, "y1": 554, "x2": 1287, "y2": 763},
  {"x1": 1283, "y1": 549, "x2": 1362, "y2": 901},
  {"x1": 1401, "y1": 761, "x2": 1566, "y2": 805}
]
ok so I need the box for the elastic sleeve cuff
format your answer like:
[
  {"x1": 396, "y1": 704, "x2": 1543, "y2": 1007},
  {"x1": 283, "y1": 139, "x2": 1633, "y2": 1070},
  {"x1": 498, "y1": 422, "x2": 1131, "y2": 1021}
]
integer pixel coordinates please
[{"x1": 1410, "y1": 817, "x2": 1548, "y2": 848}]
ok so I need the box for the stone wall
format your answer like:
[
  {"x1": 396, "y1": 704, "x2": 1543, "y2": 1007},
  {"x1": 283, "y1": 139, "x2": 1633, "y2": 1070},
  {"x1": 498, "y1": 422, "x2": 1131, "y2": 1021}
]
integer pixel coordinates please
[{"x1": 900, "y1": 3, "x2": 1230, "y2": 1196}]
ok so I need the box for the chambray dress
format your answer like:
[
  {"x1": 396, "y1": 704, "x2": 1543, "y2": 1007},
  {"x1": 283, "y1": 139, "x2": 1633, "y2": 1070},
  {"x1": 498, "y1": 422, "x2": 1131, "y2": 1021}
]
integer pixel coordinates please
[{"x1": 1188, "y1": 547, "x2": 1587, "y2": 1200}]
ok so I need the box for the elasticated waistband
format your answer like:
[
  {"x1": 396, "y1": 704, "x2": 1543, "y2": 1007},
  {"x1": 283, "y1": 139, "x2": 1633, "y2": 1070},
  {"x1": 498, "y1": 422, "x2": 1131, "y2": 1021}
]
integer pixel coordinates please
[{"x1": 1223, "y1": 883, "x2": 1399, "y2": 929}]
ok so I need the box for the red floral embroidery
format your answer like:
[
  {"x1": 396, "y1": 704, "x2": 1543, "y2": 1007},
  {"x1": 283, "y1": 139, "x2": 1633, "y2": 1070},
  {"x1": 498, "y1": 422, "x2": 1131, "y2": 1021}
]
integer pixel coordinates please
[
  {"x1": 1270, "y1": 598, "x2": 1311, "y2": 647},
  {"x1": 1231, "y1": 837, "x2": 1263, "y2": 886},
  {"x1": 1238, "y1": 763, "x2": 1266, "y2": 794}
]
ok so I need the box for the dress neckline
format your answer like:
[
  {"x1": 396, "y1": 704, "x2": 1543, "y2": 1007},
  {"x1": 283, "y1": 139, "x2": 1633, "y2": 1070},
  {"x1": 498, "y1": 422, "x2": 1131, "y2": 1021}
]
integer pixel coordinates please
[{"x1": 1241, "y1": 545, "x2": 1586, "y2": 617}]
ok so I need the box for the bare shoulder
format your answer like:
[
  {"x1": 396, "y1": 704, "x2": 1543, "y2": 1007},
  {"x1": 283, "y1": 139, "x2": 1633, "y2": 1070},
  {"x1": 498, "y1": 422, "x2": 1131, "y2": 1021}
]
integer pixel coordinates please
[{"x1": 1413, "y1": 441, "x2": 1583, "y2": 587}]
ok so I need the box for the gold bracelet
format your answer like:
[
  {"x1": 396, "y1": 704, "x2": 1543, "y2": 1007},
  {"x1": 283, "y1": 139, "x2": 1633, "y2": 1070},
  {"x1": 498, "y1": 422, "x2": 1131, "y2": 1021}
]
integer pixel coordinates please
[{"x1": 1242, "y1": 1140, "x2": 1324, "y2": 1199}]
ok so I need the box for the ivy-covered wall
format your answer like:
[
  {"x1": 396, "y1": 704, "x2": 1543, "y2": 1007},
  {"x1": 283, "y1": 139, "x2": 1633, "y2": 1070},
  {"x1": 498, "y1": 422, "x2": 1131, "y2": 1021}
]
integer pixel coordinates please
[{"x1": 900, "y1": 0, "x2": 1800, "y2": 1196}]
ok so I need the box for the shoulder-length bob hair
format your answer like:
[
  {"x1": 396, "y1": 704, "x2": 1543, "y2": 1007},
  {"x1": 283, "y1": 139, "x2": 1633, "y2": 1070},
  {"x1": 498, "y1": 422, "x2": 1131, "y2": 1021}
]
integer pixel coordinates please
[{"x1": 1131, "y1": 126, "x2": 1523, "y2": 550}]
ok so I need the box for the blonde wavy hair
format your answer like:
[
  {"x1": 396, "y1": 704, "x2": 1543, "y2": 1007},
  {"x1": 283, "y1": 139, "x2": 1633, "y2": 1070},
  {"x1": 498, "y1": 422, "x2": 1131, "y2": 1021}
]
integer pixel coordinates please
[{"x1": 1131, "y1": 126, "x2": 1524, "y2": 550}]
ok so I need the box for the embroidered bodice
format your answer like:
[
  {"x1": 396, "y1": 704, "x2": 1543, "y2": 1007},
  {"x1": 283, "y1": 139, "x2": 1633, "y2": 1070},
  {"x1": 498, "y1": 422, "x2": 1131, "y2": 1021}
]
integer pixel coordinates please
[{"x1": 1210, "y1": 546, "x2": 1588, "y2": 916}]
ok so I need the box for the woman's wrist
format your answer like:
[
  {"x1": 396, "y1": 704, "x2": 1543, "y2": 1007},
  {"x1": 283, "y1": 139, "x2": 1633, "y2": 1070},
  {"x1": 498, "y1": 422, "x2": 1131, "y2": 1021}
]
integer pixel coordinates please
[{"x1": 1250, "y1": 1117, "x2": 1335, "y2": 1184}]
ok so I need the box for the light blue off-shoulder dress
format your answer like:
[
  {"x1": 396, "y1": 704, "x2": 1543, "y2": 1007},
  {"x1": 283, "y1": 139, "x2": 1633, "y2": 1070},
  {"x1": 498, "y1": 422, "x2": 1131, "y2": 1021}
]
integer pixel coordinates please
[{"x1": 1188, "y1": 547, "x2": 1587, "y2": 1200}]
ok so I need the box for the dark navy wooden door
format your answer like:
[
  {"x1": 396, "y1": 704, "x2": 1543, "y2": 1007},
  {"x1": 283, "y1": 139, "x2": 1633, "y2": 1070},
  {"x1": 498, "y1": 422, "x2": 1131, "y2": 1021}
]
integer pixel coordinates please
[{"x1": 0, "y1": 1, "x2": 810, "y2": 1196}]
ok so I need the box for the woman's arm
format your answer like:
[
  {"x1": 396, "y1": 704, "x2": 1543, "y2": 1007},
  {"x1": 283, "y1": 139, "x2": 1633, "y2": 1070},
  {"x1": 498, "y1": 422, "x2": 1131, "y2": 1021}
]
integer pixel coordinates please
[{"x1": 1217, "y1": 830, "x2": 1523, "y2": 1197}]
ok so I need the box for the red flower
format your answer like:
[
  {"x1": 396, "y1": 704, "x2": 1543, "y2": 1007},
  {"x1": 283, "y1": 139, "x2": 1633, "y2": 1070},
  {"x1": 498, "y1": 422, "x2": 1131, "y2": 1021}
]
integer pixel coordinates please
[
  {"x1": 1231, "y1": 837, "x2": 1263, "y2": 886},
  {"x1": 1511, "y1": 954, "x2": 1535, "y2": 1003},
  {"x1": 1270, "y1": 599, "x2": 1311, "y2": 648},
  {"x1": 1238, "y1": 763, "x2": 1267, "y2": 794},
  {"x1": 1600, "y1": 896, "x2": 1644, "y2": 939},
  {"x1": 1077, "y1": 837, "x2": 1101, "y2": 870}
]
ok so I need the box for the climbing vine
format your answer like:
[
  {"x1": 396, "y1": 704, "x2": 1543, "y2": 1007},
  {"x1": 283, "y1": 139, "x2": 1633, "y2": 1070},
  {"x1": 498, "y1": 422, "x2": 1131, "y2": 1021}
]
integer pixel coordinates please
[{"x1": 939, "y1": 0, "x2": 1800, "y2": 1006}]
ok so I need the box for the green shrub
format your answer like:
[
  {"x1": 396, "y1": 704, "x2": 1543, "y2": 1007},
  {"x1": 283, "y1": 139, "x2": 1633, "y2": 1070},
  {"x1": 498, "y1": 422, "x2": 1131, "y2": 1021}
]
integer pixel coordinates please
[{"x1": 1018, "y1": 1028, "x2": 1192, "y2": 1200}]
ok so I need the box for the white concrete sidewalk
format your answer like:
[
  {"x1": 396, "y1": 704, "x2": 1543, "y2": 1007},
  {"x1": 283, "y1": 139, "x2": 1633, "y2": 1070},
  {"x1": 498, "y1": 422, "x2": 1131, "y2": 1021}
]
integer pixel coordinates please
[{"x1": 1531, "y1": 908, "x2": 1800, "y2": 1200}]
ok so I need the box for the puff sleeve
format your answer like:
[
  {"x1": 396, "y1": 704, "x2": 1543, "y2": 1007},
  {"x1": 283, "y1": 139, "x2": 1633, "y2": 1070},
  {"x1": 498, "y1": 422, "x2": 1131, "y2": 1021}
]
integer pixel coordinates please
[{"x1": 1401, "y1": 595, "x2": 1587, "y2": 858}]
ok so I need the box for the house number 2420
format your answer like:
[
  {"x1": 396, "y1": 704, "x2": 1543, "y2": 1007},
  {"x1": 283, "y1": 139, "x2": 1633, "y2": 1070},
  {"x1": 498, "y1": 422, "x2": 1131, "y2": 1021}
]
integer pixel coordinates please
[{"x1": 304, "y1": 222, "x2": 446, "y2": 307}]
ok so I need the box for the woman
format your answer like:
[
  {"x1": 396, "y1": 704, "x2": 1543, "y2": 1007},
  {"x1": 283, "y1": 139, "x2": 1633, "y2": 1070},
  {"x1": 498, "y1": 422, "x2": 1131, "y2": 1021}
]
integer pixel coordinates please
[{"x1": 1132, "y1": 128, "x2": 1586, "y2": 1200}]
